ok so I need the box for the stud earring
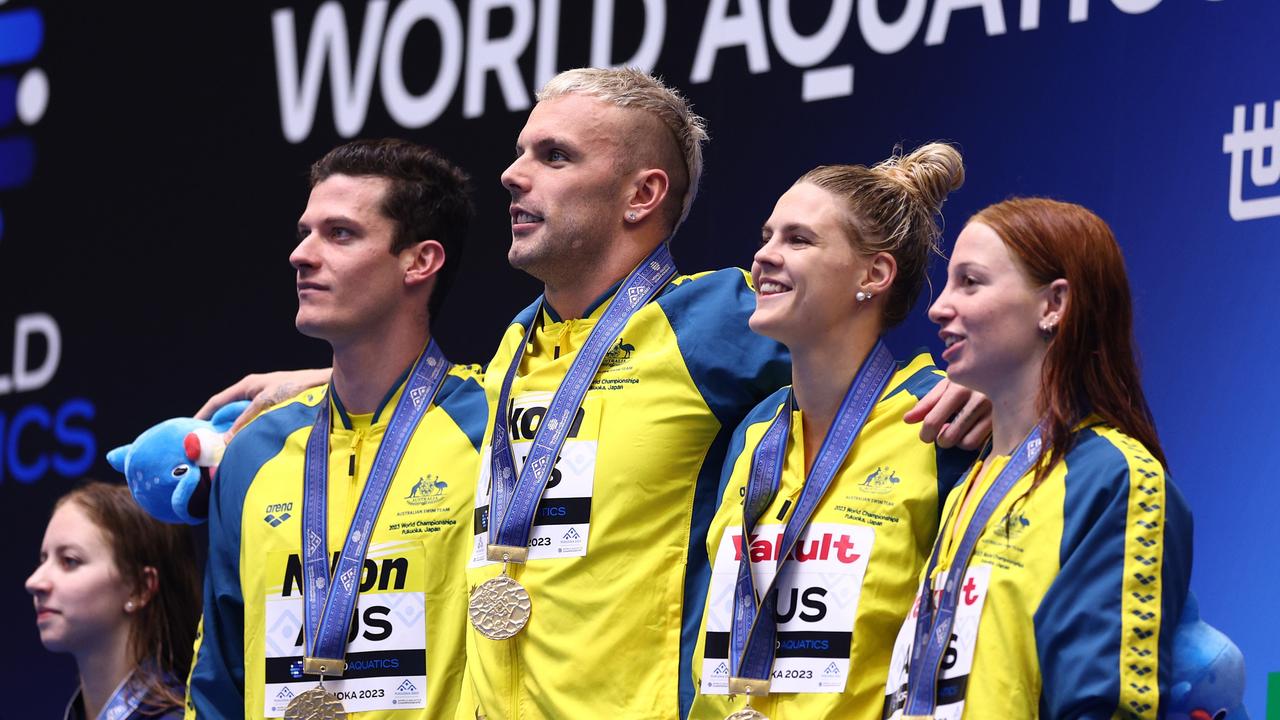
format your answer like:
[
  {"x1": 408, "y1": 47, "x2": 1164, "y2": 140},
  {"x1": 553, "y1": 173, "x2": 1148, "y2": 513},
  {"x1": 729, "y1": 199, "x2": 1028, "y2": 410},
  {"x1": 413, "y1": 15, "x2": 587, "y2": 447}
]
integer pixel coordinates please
[
  {"x1": 626, "y1": 211, "x2": 638, "y2": 222},
  {"x1": 125, "y1": 600, "x2": 136, "y2": 612},
  {"x1": 856, "y1": 291, "x2": 872, "y2": 303},
  {"x1": 1038, "y1": 316, "x2": 1059, "y2": 336}
]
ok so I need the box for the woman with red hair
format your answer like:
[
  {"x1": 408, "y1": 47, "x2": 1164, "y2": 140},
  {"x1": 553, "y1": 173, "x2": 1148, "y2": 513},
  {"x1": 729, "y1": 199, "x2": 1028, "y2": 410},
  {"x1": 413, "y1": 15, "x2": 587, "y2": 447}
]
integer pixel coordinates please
[{"x1": 884, "y1": 198, "x2": 1192, "y2": 719}]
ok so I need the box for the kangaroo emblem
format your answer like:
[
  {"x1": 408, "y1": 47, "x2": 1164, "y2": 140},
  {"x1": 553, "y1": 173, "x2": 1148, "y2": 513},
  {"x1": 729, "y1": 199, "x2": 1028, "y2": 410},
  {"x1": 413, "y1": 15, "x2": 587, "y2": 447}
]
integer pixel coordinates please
[
  {"x1": 860, "y1": 466, "x2": 901, "y2": 494},
  {"x1": 408, "y1": 474, "x2": 447, "y2": 503}
]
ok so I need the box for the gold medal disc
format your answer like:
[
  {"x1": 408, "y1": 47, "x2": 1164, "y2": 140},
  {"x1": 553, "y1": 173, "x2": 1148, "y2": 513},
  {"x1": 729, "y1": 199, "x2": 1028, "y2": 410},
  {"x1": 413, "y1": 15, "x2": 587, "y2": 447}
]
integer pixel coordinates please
[
  {"x1": 468, "y1": 574, "x2": 532, "y2": 640},
  {"x1": 283, "y1": 686, "x2": 346, "y2": 720},
  {"x1": 726, "y1": 709, "x2": 770, "y2": 720}
]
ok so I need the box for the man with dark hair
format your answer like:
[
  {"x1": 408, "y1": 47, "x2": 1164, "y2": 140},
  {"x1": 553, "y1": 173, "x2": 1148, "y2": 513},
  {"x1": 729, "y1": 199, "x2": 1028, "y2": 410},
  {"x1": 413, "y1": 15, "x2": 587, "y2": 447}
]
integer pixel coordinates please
[
  {"x1": 187, "y1": 139, "x2": 487, "y2": 720},
  {"x1": 308, "y1": 140, "x2": 472, "y2": 319}
]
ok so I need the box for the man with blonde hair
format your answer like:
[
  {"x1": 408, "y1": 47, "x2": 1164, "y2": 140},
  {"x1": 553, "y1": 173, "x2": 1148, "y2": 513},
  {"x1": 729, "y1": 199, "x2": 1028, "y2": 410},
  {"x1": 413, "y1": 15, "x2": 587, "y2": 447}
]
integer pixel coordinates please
[{"x1": 459, "y1": 67, "x2": 789, "y2": 720}]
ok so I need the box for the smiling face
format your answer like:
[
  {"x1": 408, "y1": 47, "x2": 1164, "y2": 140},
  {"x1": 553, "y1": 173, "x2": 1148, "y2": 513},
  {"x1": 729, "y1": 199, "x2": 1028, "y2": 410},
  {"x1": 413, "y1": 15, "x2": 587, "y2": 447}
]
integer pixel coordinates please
[
  {"x1": 291, "y1": 174, "x2": 414, "y2": 345},
  {"x1": 25, "y1": 501, "x2": 133, "y2": 655},
  {"x1": 500, "y1": 94, "x2": 634, "y2": 284},
  {"x1": 928, "y1": 221, "x2": 1051, "y2": 396},
  {"x1": 750, "y1": 182, "x2": 874, "y2": 349}
]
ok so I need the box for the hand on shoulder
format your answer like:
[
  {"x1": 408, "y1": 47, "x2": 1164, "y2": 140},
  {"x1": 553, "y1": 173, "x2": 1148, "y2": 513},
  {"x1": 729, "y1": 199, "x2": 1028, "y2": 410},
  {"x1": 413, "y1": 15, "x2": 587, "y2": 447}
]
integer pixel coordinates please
[
  {"x1": 195, "y1": 368, "x2": 332, "y2": 438},
  {"x1": 902, "y1": 378, "x2": 992, "y2": 451}
]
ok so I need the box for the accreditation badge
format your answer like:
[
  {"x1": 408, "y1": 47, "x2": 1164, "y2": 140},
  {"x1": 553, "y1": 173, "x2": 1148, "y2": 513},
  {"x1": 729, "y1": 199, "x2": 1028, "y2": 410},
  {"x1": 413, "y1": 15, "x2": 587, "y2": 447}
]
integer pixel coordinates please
[
  {"x1": 262, "y1": 541, "x2": 429, "y2": 716},
  {"x1": 470, "y1": 392, "x2": 600, "y2": 565},
  {"x1": 701, "y1": 523, "x2": 875, "y2": 694},
  {"x1": 882, "y1": 564, "x2": 992, "y2": 720}
]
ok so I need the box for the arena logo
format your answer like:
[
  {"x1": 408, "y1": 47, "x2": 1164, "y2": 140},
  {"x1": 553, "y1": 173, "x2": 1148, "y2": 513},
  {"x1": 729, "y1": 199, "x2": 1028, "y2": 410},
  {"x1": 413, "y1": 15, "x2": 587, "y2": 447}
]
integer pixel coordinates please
[
  {"x1": 1222, "y1": 99, "x2": 1280, "y2": 222},
  {"x1": 0, "y1": 5, "x2": 50, "y2": 241},
  {"x1": 273, "y1": 0, "x2": 1182, "y2": 141}
]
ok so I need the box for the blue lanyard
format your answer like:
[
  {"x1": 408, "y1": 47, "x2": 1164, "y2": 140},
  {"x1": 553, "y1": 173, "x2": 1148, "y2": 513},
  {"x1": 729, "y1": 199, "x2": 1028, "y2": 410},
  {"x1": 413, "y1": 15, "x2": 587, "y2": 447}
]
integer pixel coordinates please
[
  {"x1": 96, "y1": 672, "x2": 143, "y2": 720},
  {"x1": 902, "y1": 424, "x2": 1044, "y2": 715},
  {"x1": 486, "y1": 243, "x2": 676, "y2": 558},
  {"x1": 729, "y1": 341, "x2": 896, "y2": 684},
  {"x1": 300, "y1": 341, "x2": 450, "y2": 668}
]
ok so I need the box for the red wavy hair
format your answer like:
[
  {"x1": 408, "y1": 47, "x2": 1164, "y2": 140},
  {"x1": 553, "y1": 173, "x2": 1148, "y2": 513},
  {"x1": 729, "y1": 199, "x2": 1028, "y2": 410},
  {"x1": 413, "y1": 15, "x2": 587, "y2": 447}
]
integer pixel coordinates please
[{"x1": 972, "y1": 198, "x2": 1166, "y2": 482}]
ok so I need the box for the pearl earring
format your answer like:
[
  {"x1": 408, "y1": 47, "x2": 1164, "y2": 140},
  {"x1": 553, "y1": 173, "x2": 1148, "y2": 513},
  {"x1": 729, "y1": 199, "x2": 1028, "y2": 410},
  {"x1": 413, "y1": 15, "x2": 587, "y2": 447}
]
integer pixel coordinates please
[
  {"x1": 125, "y1": 600, "x2": 136, "y2": 612},
  {"x1": 856, "y1": 291, "x2": 873, "y2": 303}
]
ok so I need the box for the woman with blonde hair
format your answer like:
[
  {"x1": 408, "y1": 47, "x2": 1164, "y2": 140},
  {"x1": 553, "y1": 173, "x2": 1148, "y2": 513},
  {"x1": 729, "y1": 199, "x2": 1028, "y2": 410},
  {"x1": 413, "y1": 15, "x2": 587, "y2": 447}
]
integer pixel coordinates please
[
  {"x1": 689, "y1": 142, "x2": 982, "y2": 720},
  {"x1": 26, "y1": 481, "x2": 201, "y2": 719},
  {"x1": 884, "y1": 198, "x2": 1192, "y2": 718}
]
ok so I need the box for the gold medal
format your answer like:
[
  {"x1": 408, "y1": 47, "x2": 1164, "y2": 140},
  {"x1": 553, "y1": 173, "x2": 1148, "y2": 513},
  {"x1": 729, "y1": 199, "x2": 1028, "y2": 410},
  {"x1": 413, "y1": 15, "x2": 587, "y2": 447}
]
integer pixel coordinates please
[
  {"x1": 283, "y1": 686, "x2": 346, "y2": 720},
  {"x1": 725, "y1": 677, "x2": 770, "y2": 720},
  {"x1": 468, "y1": 574, "x2": 532, "y2": 640}
]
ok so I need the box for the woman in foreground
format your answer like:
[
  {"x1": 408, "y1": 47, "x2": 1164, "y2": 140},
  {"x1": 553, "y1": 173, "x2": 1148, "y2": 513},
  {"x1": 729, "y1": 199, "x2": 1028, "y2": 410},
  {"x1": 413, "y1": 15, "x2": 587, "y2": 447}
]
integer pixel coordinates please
[
  {"x1": 884, "y1": 198, "x2": 1193, "y2": 719},
  {"x1": 26, "y1": 481, "x2": 201, "y2": 719}
]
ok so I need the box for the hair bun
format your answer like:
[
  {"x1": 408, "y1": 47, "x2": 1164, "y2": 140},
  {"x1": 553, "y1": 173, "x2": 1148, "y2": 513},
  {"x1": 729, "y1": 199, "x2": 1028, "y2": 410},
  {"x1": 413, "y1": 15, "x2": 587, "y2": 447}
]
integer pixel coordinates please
[{"x1": 890, "y1": 142, "x2": 965, "y2": 212}]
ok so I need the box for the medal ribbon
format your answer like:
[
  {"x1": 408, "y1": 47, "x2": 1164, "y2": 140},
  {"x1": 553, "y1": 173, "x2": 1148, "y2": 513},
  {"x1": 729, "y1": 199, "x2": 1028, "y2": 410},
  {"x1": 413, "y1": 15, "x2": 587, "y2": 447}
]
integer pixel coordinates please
[
  {"x1": 96, "y1": 671, "x2": 144, "y2": 720},
  {"x1": 300, "y1": 341, "x2": 451, "y2": 667},
  {"x1": 729, "y1": 341, "x2": 896, "y2": 685},
  {"x1": 901, "y1": 424, "x2": 1044, "y2": 716},
  {"x1": 486, "y1": 243, "x2": 677, "y2": 554}
]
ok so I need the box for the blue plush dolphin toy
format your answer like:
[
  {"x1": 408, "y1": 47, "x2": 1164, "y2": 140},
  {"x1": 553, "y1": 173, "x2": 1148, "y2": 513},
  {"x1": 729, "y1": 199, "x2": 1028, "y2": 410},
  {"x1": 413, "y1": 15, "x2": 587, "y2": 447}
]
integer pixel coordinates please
[
  {"x1": 106, "y1": 401, "x2": 249, "y2": 525},
  {"x1": 1169, "y1": 592, "x2": 1250, "y2": 720}
]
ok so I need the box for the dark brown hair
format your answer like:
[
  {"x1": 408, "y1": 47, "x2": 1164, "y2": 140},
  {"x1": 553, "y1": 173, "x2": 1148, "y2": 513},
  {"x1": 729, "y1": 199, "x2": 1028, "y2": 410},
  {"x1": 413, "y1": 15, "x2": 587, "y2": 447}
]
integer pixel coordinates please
[
  {"x1": 57, "y1": 482, "x2": 200, "y2": 714},
  {"x1": 972, "y1": 197, "x2": 1166, "y2": 484},
  {"x1": 800, "y1": 142, "x2": 964, "y2": 328},
  {"x1": 310, "y1": 138, "x2": 474, "y2": 320}
]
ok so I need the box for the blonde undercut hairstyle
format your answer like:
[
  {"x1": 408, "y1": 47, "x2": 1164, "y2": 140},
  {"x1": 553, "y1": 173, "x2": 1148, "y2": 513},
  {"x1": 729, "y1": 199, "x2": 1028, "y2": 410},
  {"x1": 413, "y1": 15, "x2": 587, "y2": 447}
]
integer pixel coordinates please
[
  {"x1": 538, "y1": 67, "x2": 708, "y2": 234},
  {"x1": 800, "y1": 142, "x2": 965, "y2": 327}
]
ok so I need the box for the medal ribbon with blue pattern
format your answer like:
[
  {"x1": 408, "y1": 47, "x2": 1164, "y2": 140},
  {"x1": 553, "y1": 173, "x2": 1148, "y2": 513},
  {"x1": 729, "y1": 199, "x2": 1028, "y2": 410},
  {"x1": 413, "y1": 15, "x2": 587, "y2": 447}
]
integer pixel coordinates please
[
  {"x1": 729, "y1": 340, "x2": 896, "y2": 685},
  {"x1": 902, "y1": 423, "x2": 1044, "y2": 716},
  {"x1": 299, "y1": 340, "x2": 450, "y2": 669},
  {"x1": 487, "y1": 243, "x2": 676, "y2": 556},
  {"x1": 98, "y1": 670, "x2": 144, "y2": 720}
]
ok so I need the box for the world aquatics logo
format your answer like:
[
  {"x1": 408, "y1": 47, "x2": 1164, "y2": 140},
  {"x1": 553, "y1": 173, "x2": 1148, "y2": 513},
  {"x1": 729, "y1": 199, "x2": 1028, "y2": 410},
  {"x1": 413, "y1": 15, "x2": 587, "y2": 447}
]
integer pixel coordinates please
[{"x1": 0, "y1": 5, "x2": 48, "y2": 243}]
